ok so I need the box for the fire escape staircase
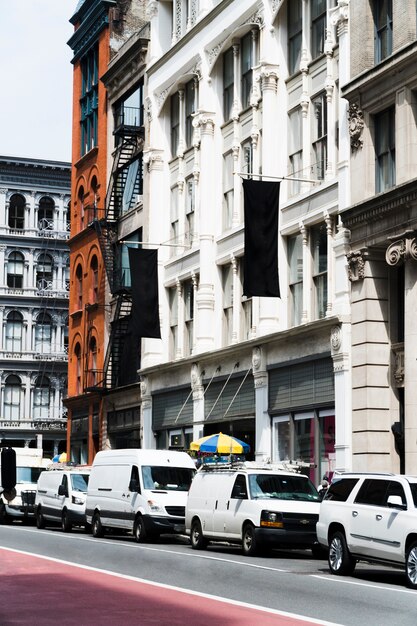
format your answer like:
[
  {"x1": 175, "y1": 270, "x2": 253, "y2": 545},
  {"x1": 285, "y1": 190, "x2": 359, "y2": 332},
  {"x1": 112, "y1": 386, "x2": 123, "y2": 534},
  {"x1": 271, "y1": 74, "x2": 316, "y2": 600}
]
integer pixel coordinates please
[{"x1": 102, "y1": 292, "x2": 134, "y2": 389}]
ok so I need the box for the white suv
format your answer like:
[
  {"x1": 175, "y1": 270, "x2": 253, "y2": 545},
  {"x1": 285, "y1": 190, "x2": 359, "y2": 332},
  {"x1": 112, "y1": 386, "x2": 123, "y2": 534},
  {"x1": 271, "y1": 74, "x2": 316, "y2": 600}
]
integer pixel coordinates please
[{"x1": 316, "y1": 472, "x2": 417, "y2": 589}]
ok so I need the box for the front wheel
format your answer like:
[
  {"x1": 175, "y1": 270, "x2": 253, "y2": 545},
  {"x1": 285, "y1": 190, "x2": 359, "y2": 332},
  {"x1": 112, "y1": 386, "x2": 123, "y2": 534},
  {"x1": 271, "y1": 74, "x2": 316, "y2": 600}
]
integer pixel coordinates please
[
  {"x1": 133, "y1": 515, "x2": 147, "y2": 542},
  {"x1": 406, "y1": 541, "x2": 417, "y2": 589},
  {"x1": 190, "y1": 519, "x2": 208, "y2": 550},
  {"x1": 242, "y1": 524, "x2": 258, "y2": 556},
  {"x1": 36, "y1": 507, "x2": 45, "y2": 530},
  {"x1": 61, "y1": 509, "x2": 72, "y2": 533},
  {"x1": 328, "y1": 531, "x2": 356, "y2": 576},
  {"x1": 91, "y1": 512, "x2": 104, "y2": 538}
]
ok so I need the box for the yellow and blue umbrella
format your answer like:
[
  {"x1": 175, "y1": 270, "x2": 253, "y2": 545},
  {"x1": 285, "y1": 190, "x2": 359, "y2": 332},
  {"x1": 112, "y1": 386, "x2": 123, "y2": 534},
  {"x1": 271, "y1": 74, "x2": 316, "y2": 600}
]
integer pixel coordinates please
[{"x1": 190, "y1": 432, "x2": 250, "y2": 454}]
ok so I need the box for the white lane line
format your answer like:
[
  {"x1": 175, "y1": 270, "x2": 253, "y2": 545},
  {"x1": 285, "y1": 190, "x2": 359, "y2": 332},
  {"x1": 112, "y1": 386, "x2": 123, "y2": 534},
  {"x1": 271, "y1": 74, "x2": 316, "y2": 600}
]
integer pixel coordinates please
[
  {"x1": 310, "y1": 574, "x2": 414, "y2": 595},
  {"x1": 5, "y1": 526, "x2": 288, "y2": 573},
  {"x1": 0, "y1": 545, "x2": 343, "y2": 626}
]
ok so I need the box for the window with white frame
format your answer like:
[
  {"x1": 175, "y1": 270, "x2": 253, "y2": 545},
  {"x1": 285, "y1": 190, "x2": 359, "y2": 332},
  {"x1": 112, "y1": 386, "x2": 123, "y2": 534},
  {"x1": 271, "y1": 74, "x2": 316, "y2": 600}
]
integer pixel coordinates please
[
  {"x1": 223, "y1": 47, "x2": 234, "y2": 122},
  {"x1": 169, "y1": 286, "x2": 178, "y2": 359},
  {"x1": 38, "y1": 196, "x2": 54, "y2": 231},
  {"x1": 288, "y1": 0, "x2": 302, "y2": 75},
  {"x1": 241, "y1": 32, "x2": 253, "y2": 109},
  {"x1": 222, "y1": 31, "x2": 257, "y2": 122},
  {"x1": 311, "y1": 0, "x2": 327, "y2": 60},
  {"x1": 37, "y1": 253, "x2": 53, "y2": 292},
  {"x1": 223, "y1": 152, "x2": 234, "y2": 230},
  {"x1": 374, "y1": 0, "x2": 392, "y2": 63},
  {"x1": 222, "y1": 264, "x2": 234, "y2": 346},
  {"x1": 312, "y1": 224, "x2": 328, "y2": 319},
  {"x1": 288, "y1": 107, "x2": 303, "y2": 195},
  {"x1": 288, "y1": 234, "x2": 303, "y2": 326},
  {"x1": 8, "y1": 194, "x2": 25, "y2": 230},
  {"x1": 241, "y1": 139, "x2": 253, "y2": 175},
  {"x1": 4, "y1": 374, "x2": 21, "y2": 420},
  {"x1": 35, "y1": 312, "x2": 52, "y2": 354},
  {"x1": 7, "y1": 251, "x2": 24, "y2": 289},
  {"x1": 33, "y1": 375, "x2": 50, "y2": 420},
  {"x1": 272, "y1": 415, "x2": 291, "y2": 462},
  {"x1": 171, "y1": 92, "x2": 180, "y2": 157},
  {"x1": 184, "y1": 279, "x2": 194, "y2": 356},
  {"x1": 6, "y1": 311, "x2": 23, "y2": 352},
  {"x1": 185, "y1": 177, "x2": 195, "y2": 245},
  {"x1": 170, "y1": 186, "x2": 179, "y2": 255},
  {"x1": 185, "y1": 79, "x2": 195, "y2": 149},
  {"x1": 311, "y1": 92, "x2": 327, "y2": 180},
  {"x1": 375, "y1": 106, "x2": 395, "y2": 193}
]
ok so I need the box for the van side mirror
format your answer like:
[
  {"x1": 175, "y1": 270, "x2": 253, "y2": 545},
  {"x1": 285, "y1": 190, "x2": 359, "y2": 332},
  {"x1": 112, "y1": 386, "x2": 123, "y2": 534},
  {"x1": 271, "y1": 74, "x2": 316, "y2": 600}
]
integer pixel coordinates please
[
  {"x1": 129, "y1": 479, "x2": 140, "y2": 493},
  {"x1": 58, "y1": 485, "x2": 68, "y2": 497},
  {"x1": 387, "y1": 494, "x2": 406, "y2": 510}
]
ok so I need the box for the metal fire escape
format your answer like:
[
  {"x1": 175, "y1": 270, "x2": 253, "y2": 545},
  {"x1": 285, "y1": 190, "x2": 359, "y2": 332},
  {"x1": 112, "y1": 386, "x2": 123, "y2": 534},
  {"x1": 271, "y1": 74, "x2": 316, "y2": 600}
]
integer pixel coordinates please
[{"x1": 87, "y1": 104, "x2": 144, "y2": 390}]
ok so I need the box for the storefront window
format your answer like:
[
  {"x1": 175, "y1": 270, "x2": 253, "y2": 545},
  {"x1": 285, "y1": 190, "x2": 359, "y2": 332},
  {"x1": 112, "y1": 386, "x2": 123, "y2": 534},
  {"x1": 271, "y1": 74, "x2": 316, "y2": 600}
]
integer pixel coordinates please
[
  {"x1": 319, "y1": 411, "x2": 335, "y2": 480},
  {"x1": 294, "y1": 412, "x2": 315, "y2": 480},
  {"x1": 273, "y1": 417, "x2": 290, "y2": 462}
]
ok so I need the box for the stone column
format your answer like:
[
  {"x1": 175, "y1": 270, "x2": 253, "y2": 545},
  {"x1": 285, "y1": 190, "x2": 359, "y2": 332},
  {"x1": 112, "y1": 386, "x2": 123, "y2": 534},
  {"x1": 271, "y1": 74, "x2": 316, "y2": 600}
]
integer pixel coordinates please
[
  {"x1": 24, "y1": 374, "x2": 31, "y2": 420},
  {"x1": 191, "y1": 363, "x2": 204, "y2": 441},
  {"x1": 0, "y1": 245, "x2": 6, "y2": 287},
  {"x1": 176, "y1": 279, "x2": 184, "y2": 359},
  {"x1": 325, "y1": 214, "x2": 334, "y2": 316},
  {"x1": 252, "y1": 347, "x2": 271, "y2": 461},
  {"x1": 0, "y1": 189, "x2": 7, "y2": 226},
  {"x1": 140, "y1": 376, "x2": 155, "y2": 449},
  {"x1": 300, "y1": 223, "x2": 310, "y2": 323},
  {"x1": 231, "y1": 254, "x2": 239, "y2": 344}
]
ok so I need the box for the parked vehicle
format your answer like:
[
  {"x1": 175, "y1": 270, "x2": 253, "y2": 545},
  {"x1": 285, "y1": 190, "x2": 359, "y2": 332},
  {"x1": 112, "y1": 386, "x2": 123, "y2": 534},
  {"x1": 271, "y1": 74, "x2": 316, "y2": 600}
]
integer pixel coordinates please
[
  {"x1": 35, "y1": 464, "x2": 91, "y2": 532},
  {"x1": 316, "y1": 472, "x2": 417, "y2": 589},
  {"x1": 0, "y1": 448, "x2": 51, "y2": 524},
  {"x1": 185, "y1": 460, "x2": 321, "y2": 556},
  {"x1": 86, "y1": 449, "x2": 196, "y2": 541}
]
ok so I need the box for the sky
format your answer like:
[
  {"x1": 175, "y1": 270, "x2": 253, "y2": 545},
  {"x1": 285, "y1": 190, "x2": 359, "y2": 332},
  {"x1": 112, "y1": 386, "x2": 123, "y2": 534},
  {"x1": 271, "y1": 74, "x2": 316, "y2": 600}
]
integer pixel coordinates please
[{"x1": 0, "y1": 1, "x2": 76, "y2": 163}]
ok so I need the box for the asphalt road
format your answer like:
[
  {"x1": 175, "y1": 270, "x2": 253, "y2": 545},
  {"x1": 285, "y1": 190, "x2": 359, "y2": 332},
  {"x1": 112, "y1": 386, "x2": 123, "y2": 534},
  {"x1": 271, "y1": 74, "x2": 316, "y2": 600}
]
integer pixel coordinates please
[{"x1": 1, "y1": 523, "x2": 416, "y2": 625}]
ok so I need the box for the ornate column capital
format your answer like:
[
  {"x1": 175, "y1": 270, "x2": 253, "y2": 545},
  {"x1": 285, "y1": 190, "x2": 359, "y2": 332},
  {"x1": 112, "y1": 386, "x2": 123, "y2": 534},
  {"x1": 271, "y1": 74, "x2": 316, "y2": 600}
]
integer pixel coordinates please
[
  {"x1": 386, "y1": 231, "x2": 417, "y2": 266},
  {"x1": 348, "y1": 103, "x2": 364, "y2": 151},
  {"x1": 256, "y1": 64, "x2": 279, "y2": 94},
  {"x1": 143, "y1": 149, "x2": 164, "y2": 172},
  {"x1": 347, "y1": 249, "x2": 367, "y2": 281},
  {"x1": 193, "y1": 111, "x2": 215, "y2": 136}
]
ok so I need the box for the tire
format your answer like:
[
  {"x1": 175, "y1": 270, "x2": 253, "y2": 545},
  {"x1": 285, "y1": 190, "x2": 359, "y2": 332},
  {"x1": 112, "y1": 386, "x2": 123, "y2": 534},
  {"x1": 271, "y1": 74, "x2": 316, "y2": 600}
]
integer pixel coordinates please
[
  {"x1": 190, "y1": 519, "x2": 208, "y2": 550},
  {"x1": 242, "y1": 523, "x2": 258, "y2": 556},
  {"x1": 61, "y1": 509, "x2": 72, "y2": 533},
  {"x1": 406, "y1": 541, "x2": 417, "y2": 589},
  {"x1": 328, "y1": 530, "x2": 356, "y2": 576},
  {"x1": 133, "y1": 515, "x2": 147, "y2": 543},
  {"x1": 91, "y1": 511, "x2": 104, "y2": 538},
  {"x1": 36, "y1": 506, "x2": 45, "y2": 530}
]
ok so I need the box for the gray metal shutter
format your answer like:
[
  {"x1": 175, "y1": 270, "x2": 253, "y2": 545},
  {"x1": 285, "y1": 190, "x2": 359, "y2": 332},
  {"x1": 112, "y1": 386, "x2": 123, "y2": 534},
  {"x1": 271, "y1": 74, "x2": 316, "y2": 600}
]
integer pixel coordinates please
[
  {"x1": 204, "y1": 376, "x2": 255, "y2": 421},
  {"x1": 152, "y1": 387, "x2": 193, "y2": 429},
  {"x1": 269, "y1": 357, "x2": 334, "y2": 412}
]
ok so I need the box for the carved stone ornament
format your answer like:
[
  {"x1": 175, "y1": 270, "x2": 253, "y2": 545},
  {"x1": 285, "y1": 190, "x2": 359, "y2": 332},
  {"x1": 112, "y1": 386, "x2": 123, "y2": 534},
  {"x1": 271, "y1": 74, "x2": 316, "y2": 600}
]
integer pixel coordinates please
[
  {"x1": 347, "y1": 250, "x2": 366, "y2": 282},
  {"x1": 330, "y1": 326, "x2": 342, "y2": 352},
  {"x1": 252, "y1": 346, "x2": 262, "y2": 372},
  {"x1": 386, "y1": 234, "x2": 417, "y2": 266},
  {"x1": 206, "y1": 36, "x2": 229, "y2": 74},
  {"x1": 348, "y1": 103, "x2": 364, "y2": 151},
  {"x1": 191, "y1": 362, "x2": 202, "y2": 391},
  {"x1": 140, "y1": 376, "x2": 148, "y2": 397}
]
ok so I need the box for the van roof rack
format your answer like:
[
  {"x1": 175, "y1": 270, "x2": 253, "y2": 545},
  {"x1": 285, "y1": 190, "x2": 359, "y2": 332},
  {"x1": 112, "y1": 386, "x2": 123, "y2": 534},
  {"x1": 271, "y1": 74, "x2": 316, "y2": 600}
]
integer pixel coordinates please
[
  {"x1": 46, "y1": 462, "x2": 90, "y2": 471},
  {"x1": 198, "y1": 458, "x2": 315, "y2": 474}
]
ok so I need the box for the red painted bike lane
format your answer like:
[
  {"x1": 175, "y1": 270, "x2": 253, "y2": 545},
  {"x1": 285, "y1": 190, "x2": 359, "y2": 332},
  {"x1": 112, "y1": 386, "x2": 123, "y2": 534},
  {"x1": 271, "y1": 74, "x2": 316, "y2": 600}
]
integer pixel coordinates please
[{"x1": 0, "y1": 547, "x2": 339, "y2": 626}]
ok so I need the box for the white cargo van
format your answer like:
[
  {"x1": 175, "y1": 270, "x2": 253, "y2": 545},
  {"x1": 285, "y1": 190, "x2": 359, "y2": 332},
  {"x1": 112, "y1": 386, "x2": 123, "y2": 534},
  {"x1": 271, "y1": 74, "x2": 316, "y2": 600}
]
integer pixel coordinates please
[
  {"x1": 185, "y1": 461, "x2": 321, "y2": 556},
  {"x1": 35, "y1": 465, "x2": 91, "y2": 532},
  {"x1": 86, "y1": 449, "x2": 196, "y2": 541}
]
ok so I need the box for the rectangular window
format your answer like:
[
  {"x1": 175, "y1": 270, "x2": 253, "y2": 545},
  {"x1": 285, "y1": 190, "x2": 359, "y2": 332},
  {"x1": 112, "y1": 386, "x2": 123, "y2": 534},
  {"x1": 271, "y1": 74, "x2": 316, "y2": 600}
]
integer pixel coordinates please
[
  {"x1": 311, "y1": 0, "x2": 327, "y2": 59},
  {"x1": 169, "y1": 287, "x2": 178, "y2": 359},
  {"x1": 170, "y1": 186, "x2": 179, "y2": 256},
  {"x1": 374, "y1": 0, "x2": 393, "y2": 63},
  {"x1": 171, "y1": 92, "x2": 180, "y2": 157},
  {"x1": 184, "y1": 280, "x2": 194, "y2": 356},
  {"x1": 312, "y1": 224, "x2": 328, "y2": 319},
  {"x1": 185, "y1": 79, "x2": 195, "y2": 149},
  {"x1": 120, "y1": 229, "x2": 142, "y2": 289},
  {"x1": 375, "y1": 106, "x2": 395, "y2": 192},
  {"x1": 288, "y1": 0, "x2": 302, "y2": 75},
  {"x1": 311, "y1": 92, "x2": 327, "y2": 180},
  {"x1": 185, "y1": 178, "x2": 195, "y2": 245},
  {"x1": 80, "y1": 45, "x2": 98, "y2": 157},
  {"x1": 239, "y1": 258, "x2": 252, "y2": 341},
  {"x1": 241, "y1": 32, "x2": 253, "y2": 109},
  {"x1": 273, "y1": 416, "x2": 291, "y2": 462},
  {"x1": 241, "y1": 139, "x2": 253, "y2": 175},
  {"x1": 222, "y1": 264, "x2": 234, "y2": 346},
  {"x1": 288, "y1": 107, "x2": 303, "y2": 195},
  {"x1": 288, "y1": 234, "x2": 303, "y2": 326},
  {"x1": 223, "y1": 47, "x2": 234, "y2": 122},
  {"x1": 223, "y1": 152, "x2": 234, "y2": 230}
]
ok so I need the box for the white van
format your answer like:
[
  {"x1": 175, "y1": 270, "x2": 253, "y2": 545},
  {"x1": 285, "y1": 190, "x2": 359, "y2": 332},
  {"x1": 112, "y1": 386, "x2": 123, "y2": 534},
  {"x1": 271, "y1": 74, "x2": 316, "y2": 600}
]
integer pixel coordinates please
[
  {"x1": 185, "y1": 461, "x2": 321, "y2": 556},
  {"x1": 86, "y1": 449, "x2": 196, "y2": 541},
  {"x1": 35, "y1": 465, "x2": 91, "y2": 532}
]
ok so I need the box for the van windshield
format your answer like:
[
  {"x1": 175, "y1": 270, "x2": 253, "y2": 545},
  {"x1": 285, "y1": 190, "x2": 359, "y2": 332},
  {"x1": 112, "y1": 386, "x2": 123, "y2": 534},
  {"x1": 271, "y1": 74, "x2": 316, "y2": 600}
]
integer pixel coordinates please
[
  {"x1": 249, "y1": 473, "x2": 320, "y2": 502},
  {"x1": 71, "y1": 474, "x2": 89, "y2": 492},
  {"x1": 16, "y1": 467, "x2": 44, "y2": 484},
  {"x1": 142, "y1": 466, "x2": 195, "y2": 491}
]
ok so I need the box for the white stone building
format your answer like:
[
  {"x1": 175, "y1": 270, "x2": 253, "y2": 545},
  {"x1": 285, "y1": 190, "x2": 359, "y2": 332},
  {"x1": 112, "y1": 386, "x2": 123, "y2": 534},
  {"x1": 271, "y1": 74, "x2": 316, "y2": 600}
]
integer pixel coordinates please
[{"x1": 0, "y1": 156, "x2": 70, "y2": 457}]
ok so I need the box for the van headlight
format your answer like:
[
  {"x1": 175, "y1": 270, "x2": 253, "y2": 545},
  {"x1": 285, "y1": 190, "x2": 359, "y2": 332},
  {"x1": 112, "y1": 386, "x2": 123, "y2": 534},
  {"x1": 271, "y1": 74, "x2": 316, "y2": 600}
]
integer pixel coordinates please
[
  {"x1": 147, "y1": 499, "x2": 164, "y2": 513},
  {"x1": 260, "y1": 510, "x2": 284, "y2": 528},
  {"x1": 71, "y1": 496, "x2": 85, "y2": 505}
]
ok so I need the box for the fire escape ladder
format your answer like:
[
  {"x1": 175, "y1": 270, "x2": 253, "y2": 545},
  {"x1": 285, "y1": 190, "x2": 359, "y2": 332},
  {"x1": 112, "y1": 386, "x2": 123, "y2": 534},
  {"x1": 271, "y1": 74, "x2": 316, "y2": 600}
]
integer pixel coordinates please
[
  {"x1": 91, "y1": 219, "x2": 119, "y2": 294},
  {"x1": 103, "y1": 292, "x2": 133, "y2": 389},
  {"x1": 105, "y1": 134, "x2": 143, "y2": 222}
]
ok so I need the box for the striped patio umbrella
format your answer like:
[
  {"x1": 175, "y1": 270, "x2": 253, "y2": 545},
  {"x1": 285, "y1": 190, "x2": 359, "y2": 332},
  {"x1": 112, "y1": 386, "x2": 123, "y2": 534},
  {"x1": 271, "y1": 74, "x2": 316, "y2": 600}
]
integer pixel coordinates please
[{"x1": 190, "y1": 432, "x2": 250, "y2": 454}]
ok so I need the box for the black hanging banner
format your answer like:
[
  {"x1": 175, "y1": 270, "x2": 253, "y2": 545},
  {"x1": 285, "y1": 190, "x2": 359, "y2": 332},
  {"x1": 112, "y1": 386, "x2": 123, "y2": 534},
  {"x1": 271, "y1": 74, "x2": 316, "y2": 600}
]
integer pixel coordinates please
[
  {"x1": 243, "y1": 178, "x2": 280, "y2": 297},
  {"x1": 128, "y1": 248, "x2": 161, "y2": 339}
]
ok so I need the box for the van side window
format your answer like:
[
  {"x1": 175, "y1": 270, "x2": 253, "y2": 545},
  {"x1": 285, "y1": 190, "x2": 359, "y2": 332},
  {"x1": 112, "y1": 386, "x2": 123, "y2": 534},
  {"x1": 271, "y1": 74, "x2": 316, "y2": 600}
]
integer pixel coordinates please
[
  {"x1": 231, "y1": 474, "x2": 248, "y2": 499},
  {"x1": 129, "y1": 466, "x2": 140, "y2": 493}
]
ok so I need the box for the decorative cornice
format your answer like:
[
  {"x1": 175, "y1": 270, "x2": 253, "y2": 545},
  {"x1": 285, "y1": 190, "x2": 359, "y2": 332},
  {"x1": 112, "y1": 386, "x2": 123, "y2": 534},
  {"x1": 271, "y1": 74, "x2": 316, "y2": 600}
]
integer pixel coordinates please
[{"x1": 68, "y1": 5, "x2": 110, "y2": 62}]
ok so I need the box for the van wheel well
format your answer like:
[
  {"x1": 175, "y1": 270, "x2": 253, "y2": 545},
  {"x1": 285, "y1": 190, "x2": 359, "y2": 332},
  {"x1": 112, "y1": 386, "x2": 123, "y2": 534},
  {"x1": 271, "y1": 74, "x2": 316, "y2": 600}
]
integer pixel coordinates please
[
  {"x1": 328, "y1": 522, "x2": 345, "y2": 544},
  {"x1": 406, "y1": 534, "x2": 417, "y2": 555}
]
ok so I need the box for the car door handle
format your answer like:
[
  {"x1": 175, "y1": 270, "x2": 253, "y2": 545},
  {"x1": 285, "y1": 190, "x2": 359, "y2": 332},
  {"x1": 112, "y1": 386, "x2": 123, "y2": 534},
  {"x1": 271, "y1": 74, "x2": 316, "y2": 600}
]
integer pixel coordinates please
[
  {"x1": 226, "y1": 501, "x2": 230, "y2": 510},
  {"x1": 376, "y1": 514, "x2": 382, "y2": 521},
  {"x1": 352, "y1": 511, "x2": 358, "y2": 517}
]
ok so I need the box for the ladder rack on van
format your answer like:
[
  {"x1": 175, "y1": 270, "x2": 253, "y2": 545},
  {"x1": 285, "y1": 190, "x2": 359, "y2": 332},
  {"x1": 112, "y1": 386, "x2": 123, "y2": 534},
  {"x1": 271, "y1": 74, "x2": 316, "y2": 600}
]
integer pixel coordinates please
[
  {"x1": 199, "y1": 459, "x2": 315, "y2": 474},
  {"x1": 46, "y1": 462, "x2": 90, "y2": 471}
]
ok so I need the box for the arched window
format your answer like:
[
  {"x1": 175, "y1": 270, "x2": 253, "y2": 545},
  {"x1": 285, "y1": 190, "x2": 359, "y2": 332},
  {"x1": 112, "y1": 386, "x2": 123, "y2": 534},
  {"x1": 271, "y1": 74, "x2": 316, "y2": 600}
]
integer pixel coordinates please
[
  {"x1": 75, "y1": 264, "x2": 83, "y2": 309},
  {"x1": 74, "y1": 343, "x2": 82, "y2": 394},
  {"x1": 87, "y1": 335, "x2": 97, "y2": 387},
  {"x1": 5, "y1": 311, "x2": 23, "y2": 352},
  {"x1": 7, "y1": 251, "x2": 24, "y2": 288},
  {"x1": 36, "y1": 253, "x2": 53, "y2": 291},
  {"x1": 90, "y1": 255, "x2": 98, "y2": 303},
  {"x1": 33, "y1": 375, "x2": 50, "y2": 420},
  {"x1": 35, "y1": 312, "x2": 52, "y2": 354},
  {"x1": 38, "y1": 196, "x2": 55, "y2": 231},
  {"x1": 8, "y1": 194, "x2": 25, "y2": 230},
  {"x1": 78, "y1": 186, "x2": 85, "y2": 225},
  {"x1": 4, "y1": 374, "x2": 22, "y2": 420}
]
